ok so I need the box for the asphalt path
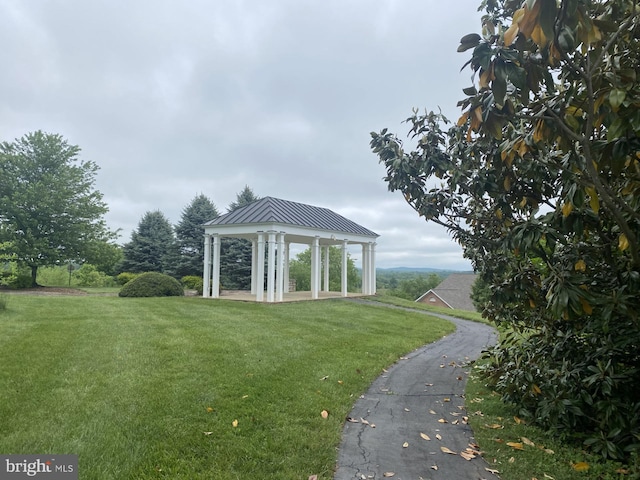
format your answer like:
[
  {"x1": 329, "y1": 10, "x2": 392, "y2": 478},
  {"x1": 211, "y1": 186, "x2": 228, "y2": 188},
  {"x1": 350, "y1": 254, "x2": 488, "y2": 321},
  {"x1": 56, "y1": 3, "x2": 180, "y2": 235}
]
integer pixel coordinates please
[{"x1": 334, "y1": 303, "x2": 498, "y2": 480}]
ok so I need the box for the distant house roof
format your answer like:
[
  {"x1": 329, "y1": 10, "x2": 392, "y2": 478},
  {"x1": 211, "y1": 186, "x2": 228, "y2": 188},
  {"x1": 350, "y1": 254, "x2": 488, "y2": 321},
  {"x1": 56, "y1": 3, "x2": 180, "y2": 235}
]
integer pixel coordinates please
[
  {"x1": 417, "y1": 273, "x2": 478, "y2": 311},
  {"x1": 204, "y1": 196, "x2": 378, "y2": 238}
]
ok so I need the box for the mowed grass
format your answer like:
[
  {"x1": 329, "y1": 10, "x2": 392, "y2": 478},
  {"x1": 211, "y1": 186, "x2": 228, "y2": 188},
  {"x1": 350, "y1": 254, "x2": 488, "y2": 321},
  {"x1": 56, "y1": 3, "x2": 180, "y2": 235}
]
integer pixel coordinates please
[{"x1": 0, "y1": 296, "x2": 454, "y2": 479}]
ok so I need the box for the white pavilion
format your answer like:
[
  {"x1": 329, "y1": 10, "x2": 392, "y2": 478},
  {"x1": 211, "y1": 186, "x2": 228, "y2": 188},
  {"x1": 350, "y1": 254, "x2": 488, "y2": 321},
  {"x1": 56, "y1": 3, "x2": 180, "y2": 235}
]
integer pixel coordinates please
[{"x1": 202, "y1": 197, "x2": 379, "y2": 302}]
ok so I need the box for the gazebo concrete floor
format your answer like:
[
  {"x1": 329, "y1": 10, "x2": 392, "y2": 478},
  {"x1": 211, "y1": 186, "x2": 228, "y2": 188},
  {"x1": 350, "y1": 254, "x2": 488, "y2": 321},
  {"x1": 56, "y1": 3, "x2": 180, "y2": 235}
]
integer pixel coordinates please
[{"x1": 210, "y1": 290, "x2": 371, "y2": 303}]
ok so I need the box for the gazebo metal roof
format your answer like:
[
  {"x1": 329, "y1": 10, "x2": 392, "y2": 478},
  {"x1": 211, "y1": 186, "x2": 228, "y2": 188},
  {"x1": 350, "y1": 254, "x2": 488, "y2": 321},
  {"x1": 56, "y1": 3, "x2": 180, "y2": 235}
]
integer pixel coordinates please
[{"x1": 204, "y1": 196, "x2": 378, "y2": 238}]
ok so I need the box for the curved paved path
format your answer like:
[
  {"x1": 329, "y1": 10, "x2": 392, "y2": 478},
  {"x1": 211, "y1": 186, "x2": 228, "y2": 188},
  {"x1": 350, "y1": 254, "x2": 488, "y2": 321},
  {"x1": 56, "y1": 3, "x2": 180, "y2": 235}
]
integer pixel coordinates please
[{"x1": 334, "y1": 306, "x2": 498, "y2": 480}]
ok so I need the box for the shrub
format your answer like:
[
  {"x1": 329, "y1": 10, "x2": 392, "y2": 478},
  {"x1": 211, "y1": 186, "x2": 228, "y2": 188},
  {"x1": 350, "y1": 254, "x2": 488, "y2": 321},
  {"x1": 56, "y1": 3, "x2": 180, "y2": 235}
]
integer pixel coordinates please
[
  {"x1": 118, "y1": 272, "x2": 184, "y2": 298},
  {"x1": 116, "y1": 272, "x2": 140, "y2": 285},
  {"x1": 74, "y1": 264, "x2": 116, "y2": 287},
  {"x1": 181, "y1": 275, "x2": 203, "y2": 295},
  {"x1": 7, "y1": 274, "x2": 33, "y2": 290}
]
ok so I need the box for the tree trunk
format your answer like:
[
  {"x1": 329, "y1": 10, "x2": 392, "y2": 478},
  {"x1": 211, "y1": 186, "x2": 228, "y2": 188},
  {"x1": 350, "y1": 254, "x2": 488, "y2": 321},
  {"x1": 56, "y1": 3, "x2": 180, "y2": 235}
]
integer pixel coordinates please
[{"x1": 30, "y1": 265, "x2": 38, "y2": 287}]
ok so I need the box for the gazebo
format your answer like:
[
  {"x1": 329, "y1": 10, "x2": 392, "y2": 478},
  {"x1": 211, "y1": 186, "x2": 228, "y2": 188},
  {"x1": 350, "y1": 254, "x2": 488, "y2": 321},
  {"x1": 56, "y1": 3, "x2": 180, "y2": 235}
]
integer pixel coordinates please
[{"x1": 202, "y1": 197, "x2": 379, "y2": 302}]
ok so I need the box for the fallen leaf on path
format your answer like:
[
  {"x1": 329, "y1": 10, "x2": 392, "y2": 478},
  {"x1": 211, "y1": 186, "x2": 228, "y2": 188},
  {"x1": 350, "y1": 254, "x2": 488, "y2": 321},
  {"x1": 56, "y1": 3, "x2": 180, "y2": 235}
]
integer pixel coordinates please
[
  {"x1": 404, "y1": 408, "x2": 410, "y2": 412},
  {"x1": 402, "y1": 442, "x2": 409, "y2": 448},
  {"x1": 420, "y1": 433, "x2": 431, "y2": 441},
  {"x1": 452, "y1": 419, "x2": 459, "y2": 425},
  {"x1": 383, "y1": 472, "x2": 395, "y2": 477},
  {"x1": 440, "y1": 446, "x2": 457, "y2": 455},
  {"x1": 443, "y1": 397, "x2": 451, "y2": 402},
  {"x1": 360, "y1": 418, "x2": 369, "y2": 425},
  {"x1": 429, "y1": 409, "x2": 437, "y2": 415},
  {"x1": 430, "y1": 465, "x2": 438, "y2": 471},
  {"x1": 460, "y1": 450, "x2": 476, "y2": 460},
  {"x1": 435, "y1": 434, "x2": 442, "y2": 440},
  {"x1": 438, "y1": 418, "x2": 448, "y2": 423},
  {"x1": 346, "y1": 417, "x2": 359, "y2": 423}
]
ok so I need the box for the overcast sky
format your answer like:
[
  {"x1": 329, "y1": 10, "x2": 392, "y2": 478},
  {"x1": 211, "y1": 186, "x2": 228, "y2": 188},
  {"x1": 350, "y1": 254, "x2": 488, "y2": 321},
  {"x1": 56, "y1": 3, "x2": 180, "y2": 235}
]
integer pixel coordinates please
[{"x1": 1, "y1": 0, "x2": 483, "y2": 270}]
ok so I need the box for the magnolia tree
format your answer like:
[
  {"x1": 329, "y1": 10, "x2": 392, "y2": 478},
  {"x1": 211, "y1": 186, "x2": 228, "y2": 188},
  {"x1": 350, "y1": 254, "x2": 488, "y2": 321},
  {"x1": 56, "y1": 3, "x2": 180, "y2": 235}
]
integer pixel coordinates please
[{"x1": 371, "y1": 0, "x2": 639, "y2": 459}]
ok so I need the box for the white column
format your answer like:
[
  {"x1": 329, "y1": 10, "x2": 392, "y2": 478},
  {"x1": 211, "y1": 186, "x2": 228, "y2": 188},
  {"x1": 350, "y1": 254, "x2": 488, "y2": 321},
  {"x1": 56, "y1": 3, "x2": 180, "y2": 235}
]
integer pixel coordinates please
[
  {"x1": 276, "y1": 233, "x2": 285, "y2": 301},
  {"x1": 323, "y1": 246, "x2": 330, "y2": 292},
  {"x1": 311, "y1": 236, "x2": 320, "y2": 299},
  {"x1": 256, "y1": 232, "x2": 265, "y2": 302},
  {"x1": 341, "y1": 240, "x2": 348, "y2": 297},
  {"x1": 284, "y1": 242, "x2": 291, "y2": 293},
  {"x1": 202, "y1": 234, "x2": 211, "y2": 298},
  {"x1": 212, "y1": 235, "x2": 221, "y2": 298},
  {"x1": 371, "y1": 242, "x2": 377, "y2": 295},
  {"x1": 362, "y1": 243, "x2": 370, "y2": 295},
  {"x1": 251, "y1": 239, "x2": 257, "y2": 295},
  {"x1": 267, "y1": 231, "x2": 276, "y2": 303}
]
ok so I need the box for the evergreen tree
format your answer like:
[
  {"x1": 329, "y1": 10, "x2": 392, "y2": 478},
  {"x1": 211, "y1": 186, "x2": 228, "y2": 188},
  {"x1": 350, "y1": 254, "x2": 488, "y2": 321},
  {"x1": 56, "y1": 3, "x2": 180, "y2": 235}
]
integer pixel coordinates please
[
  {"x1": 120, "y1": 211, "x2": 178, "y2": 275},
  {"x1": 175, "y1": 194, "x2": 219, "y2": 277},
  {"x1": 220, "y1": 186, "x2": 259, "y2": 289}
]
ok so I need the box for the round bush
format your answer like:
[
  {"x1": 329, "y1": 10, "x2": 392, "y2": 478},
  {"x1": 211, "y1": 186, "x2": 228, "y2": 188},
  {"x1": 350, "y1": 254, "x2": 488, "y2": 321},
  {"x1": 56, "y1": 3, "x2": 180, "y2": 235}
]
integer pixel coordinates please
[
  {"x1": 181, "y1": 275, "x2": 203, "y2": 295},
  {"x1": 118, "y1": 272, "x2": 184, "y2": 298}
]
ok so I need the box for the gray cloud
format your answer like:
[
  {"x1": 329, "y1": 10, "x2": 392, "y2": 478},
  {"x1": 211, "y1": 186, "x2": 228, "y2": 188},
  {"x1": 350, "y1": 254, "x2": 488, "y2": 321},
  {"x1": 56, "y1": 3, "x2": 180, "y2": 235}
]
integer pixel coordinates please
[{"x1": 1, "y1": 0, "x2": 481, "y2": 270}]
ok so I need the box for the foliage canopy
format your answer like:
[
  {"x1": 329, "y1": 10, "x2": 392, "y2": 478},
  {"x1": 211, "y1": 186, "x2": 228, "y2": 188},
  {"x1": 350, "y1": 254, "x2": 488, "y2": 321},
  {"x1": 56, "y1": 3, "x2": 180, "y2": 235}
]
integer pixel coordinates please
[
  {"x1": 0, "y1": 131, "x2": 113, "y2": 286},
  {"x1": 371, "y1": 0, "x2": 640, "y2": 459}
]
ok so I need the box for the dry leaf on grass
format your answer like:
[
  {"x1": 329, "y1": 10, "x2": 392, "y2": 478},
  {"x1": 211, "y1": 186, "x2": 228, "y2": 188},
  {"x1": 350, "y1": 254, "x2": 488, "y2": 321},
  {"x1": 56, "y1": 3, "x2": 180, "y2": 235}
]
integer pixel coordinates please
[
  {"x1": 521, "y1": 436, "x2": 535, "y2": 447},
  {"x1": 232, "y1": 419, "x2": 238, "y2": 428},
  {"x1": 321, "y1": 410, "x2": 329, "y2": 419},
  {"x1": 485, "y1": 467, "x2": 500, "y2": 475},
  {"x1": 572, "y1": 462, "x2": 590, "y2": 472},
  {"x1": 206, "y1": 406, "x2": 214, "y2": 412},
  {"x1": 203, "y1": 432, "x2": 213, "y2": 436},
  {"x1": 308, "y1": 475, "x2": 318, "y2": 480},
  {"x1": 485, "y1": 423, "x2": 503, "y2": 429},
  {"x1": 506, "y1": 441, "x2": 524, "y2": 450}
]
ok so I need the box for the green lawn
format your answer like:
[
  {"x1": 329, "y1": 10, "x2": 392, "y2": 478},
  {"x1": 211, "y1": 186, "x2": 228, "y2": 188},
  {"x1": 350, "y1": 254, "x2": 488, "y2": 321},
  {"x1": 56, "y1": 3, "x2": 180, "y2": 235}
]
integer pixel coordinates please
[{"x1": 0, "y1": 295, "x2": 454, "y2": 479}]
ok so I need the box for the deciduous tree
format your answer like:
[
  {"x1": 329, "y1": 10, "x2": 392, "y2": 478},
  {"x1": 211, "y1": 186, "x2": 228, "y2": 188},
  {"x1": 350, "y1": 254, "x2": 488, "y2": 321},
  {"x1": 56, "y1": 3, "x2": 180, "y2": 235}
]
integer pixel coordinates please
[
  {"x1": 288, "y1": 246, "x2": 360, "y2": 292},
  {"x1": 0, "y1": 131, "x2": 113, "y2": 286},
  {"x1": 371, "y1": 0, "x2": 640, "y2": 459}
]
